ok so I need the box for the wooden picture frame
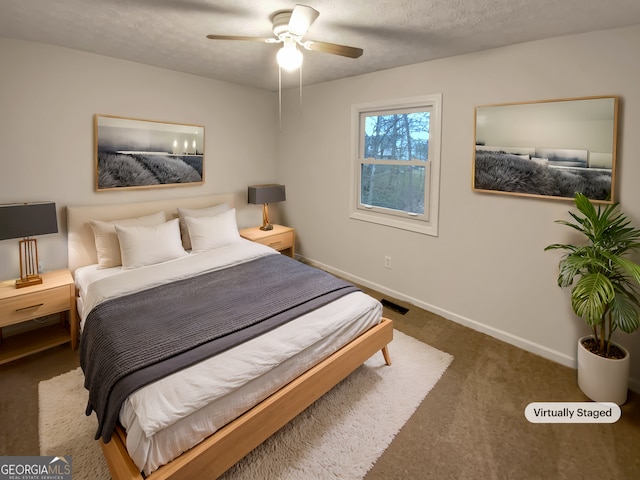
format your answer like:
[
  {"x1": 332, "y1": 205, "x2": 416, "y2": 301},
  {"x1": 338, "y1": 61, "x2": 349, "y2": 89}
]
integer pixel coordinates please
[
  {"x1": 473, "y1": 96, "x2": 618, "y2": 203},
  {"x1": 95, "y1": 115, "x2": 204, "y2": 191}
]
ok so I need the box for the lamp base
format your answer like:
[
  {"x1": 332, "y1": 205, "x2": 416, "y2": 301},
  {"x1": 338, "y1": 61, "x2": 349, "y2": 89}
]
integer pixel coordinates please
[
  {"x1": 15, "y1": 274, "x2": 43, "y2": 289},
  {"x1": 17, "y1": 238, "x2": 42, "y2": 288},
  {"x1": 260, "y1": 203, "x2": 273, "y2": 231}
]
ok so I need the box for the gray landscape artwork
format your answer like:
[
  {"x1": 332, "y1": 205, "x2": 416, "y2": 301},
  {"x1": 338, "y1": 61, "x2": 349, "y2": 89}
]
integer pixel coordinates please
[{"x1": 95, "y1": 116, "x2": 204, "y2": 190}]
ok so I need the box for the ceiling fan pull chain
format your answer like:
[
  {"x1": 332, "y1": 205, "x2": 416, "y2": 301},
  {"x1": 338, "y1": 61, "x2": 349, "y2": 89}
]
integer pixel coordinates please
[
  {"x1": 299, "y1": 62, "x2": 303, "y2": 108},
  {"x1": 278, "y1": 66, "x2": 283, "y2": 132}
]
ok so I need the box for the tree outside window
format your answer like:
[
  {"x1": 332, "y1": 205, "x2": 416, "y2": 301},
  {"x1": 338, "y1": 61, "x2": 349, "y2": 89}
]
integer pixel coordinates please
[
  {"x1": 361, "y1": 110, "x2": 430, "y2": 216},
  {"x1": 351, "y1": 95, "x2": 442, "y2": 236}
]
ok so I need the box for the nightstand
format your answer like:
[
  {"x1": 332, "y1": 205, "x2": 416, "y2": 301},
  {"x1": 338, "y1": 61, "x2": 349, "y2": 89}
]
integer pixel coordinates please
[
  {"x1": 0, "y1": 269, "x2": 77, "y2": 365},
  {"x1": 239, "y1": 225, "x2": 295, "y2": 258}
]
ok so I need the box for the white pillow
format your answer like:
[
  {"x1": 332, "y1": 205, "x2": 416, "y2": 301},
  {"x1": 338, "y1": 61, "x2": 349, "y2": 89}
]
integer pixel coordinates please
[
  {"x1": 530, "y1": 157, "x2": 549, "y2": 166},
  {"x1": 90, "y1": 211, "x2": 167, "y2": 268},
  {"x1": 177, "y1": 203, "x2": 231, "y2": 250},
  {"x1": 115, "y1": 218, "x2": 187, "y2": 269},
  {"x1": 184, "y1": 208, "x2": 241, "y2": 252}
]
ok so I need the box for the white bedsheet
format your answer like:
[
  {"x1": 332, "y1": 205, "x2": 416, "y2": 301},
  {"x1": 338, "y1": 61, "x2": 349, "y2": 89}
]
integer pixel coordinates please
[
  {"x1": 76, "y1": 241, "x2": 382, "y2": 475},
  {"x1": 77, "y1": 239, "x2": 278, "y2": 327}
]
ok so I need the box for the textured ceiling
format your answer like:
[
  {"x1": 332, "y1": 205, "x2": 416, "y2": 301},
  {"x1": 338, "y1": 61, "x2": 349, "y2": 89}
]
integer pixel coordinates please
[{"x1": 1, "y1": 0, "x2": 640, "y2": 91}]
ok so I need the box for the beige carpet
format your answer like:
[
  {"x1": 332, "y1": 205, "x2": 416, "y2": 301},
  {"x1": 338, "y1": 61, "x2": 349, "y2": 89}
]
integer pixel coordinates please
[{"x1": 39, "y1": 330, "x2": 452, "y2": 479}]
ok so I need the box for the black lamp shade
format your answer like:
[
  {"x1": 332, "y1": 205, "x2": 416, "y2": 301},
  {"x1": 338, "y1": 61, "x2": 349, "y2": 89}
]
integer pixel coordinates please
[
  {"x1": 0, "y1": 202, "x2": 58, "y2": 240},
  {"x1": 248, "y1": 184, "x2": 286, "y2": 205}
]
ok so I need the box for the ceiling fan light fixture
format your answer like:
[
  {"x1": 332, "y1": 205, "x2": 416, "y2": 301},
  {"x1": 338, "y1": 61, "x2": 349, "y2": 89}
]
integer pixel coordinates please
[
  {"x1": 277, "y1": 38, "x2": 303, "y2": 71},
  {"x1": 206, "y1": 5, "x2": 363, "y2": 81}
]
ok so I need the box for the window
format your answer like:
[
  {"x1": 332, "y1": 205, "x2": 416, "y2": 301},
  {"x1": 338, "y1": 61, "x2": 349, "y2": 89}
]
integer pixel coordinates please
[{"x1": 351, "y1": 94, "x2": 442, "y2": 236}]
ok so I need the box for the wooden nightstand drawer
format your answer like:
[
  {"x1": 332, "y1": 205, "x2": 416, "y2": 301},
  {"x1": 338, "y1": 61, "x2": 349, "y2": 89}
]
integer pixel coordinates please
[
  {"x1": 0, "y1": 285, "x2": 71, "y2": 328},
  {"x1": 239, "y1": 225, "x2": 296, "y2": 258},
  {"x1": 255, "y1": 231, "x2": 294, "y2": 250}
]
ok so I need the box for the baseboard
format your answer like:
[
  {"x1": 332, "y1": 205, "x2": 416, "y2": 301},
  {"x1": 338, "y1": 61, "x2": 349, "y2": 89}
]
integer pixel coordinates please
[{"x1": 301, "y1": 255, "x2": 640, "y2": 395}]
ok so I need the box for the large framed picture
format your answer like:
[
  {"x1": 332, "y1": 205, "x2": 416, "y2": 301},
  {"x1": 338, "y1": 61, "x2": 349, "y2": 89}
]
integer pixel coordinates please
[
  {"x1": 94, "y1": 115, "x2": 205, "y2": 191},
  {"x1": 473, "y1": 96, "x2": 618, "y2": 203}
]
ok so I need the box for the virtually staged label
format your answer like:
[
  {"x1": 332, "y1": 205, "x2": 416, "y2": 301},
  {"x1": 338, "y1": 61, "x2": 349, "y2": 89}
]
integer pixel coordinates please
[{"x1": 524, "y1": 402, "x2": 621, "y2": 423}]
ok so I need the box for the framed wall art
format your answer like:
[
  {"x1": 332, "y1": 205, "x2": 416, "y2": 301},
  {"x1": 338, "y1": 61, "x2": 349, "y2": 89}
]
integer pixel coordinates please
[
  {"x1": 95, "y1": 115, "x2": 205, "y2": 191},
  {"x1": 473, "y1": 96, "x2": 618, "y2": 203}
]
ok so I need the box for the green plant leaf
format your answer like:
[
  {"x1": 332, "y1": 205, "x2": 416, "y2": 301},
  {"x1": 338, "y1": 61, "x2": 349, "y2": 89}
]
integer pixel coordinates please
[
  {"x1": 610, "y1": 255, "x2": 640, "y2": 284},
  {"x1": 556, "y1": 254, "x2": 587, "y2": 287},
  {"x1": 611, "y1": 294, "x2": 640, "y2": 333},
  {"x1": 571, "y1": 273, "x2": 614, "y2": 325},
  {"x1": 557, "y1": 251, "x2": 610, "y2": 287},
  {"x1": 573, "y1": 193, "x2": 596, "y2": 216},
  {"x1": 544, "y1": 243, "x2": 578, "y2": 252}
]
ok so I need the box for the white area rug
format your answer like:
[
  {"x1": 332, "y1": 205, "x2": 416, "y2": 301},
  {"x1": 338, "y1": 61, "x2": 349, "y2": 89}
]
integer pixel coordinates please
[{"x1": 39, "y1": 330, "x2": 453, "y2": 479}]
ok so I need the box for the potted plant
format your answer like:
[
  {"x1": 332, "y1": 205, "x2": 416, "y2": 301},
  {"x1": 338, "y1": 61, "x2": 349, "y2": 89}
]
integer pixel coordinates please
[{"x1": 545, "y1": 193, "x2": 640, "y2": 405}]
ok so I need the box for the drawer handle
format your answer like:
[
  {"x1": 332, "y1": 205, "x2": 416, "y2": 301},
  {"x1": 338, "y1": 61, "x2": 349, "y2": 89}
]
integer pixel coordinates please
[
  {"x1": 15, "y1": 303, "x2": 44, "y2": 312},
  {"x1": 268, "y1": 241, "x2": 283, "y2": 247}
]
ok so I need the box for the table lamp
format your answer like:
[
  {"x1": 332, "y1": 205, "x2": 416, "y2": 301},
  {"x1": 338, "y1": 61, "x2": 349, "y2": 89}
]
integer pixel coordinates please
[
  {"x1": 247, "y1": 184, "x2": 286, "y2": 231},
  {"x1": 0, "y1": 202, "x2": 58, "y2": 288}
]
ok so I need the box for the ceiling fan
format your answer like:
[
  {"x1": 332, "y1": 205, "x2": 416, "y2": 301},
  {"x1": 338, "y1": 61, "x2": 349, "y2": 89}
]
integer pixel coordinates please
[{"x1": 206, "y1": 4, "x2": 363, "y2": 71}]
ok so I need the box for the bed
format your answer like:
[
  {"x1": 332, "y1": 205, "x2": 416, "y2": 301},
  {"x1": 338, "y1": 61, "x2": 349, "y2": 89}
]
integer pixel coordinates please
[{"x1": 66, "y1": 194, "x2": 393, "y2": 480}]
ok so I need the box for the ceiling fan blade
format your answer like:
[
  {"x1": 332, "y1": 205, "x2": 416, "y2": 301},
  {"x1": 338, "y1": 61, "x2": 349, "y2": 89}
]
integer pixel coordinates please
[
  {"x1": 206, "y1": 34, "x2": 276, "y2": 43},
  {"x1": 287, "y1": 4, "x2": 319, "y2": 37},
  {"x1": 303, "y1": 40, "x2": 363, "y2": 58}
]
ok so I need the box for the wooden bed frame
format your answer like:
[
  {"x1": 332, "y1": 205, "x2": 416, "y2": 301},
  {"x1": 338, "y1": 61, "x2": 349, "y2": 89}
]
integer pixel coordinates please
[
  {"x1": 66, "y1": 194, "x2": 394, "y2": 480},
  {"x1": 103, "y1": 318, "x2": 393, "y2": 480}
]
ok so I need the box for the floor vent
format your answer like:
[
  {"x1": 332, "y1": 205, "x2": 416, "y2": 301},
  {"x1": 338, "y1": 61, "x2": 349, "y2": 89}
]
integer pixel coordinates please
[{"x1": 381, "y1": 299, "x2": 409, "y2": 315}]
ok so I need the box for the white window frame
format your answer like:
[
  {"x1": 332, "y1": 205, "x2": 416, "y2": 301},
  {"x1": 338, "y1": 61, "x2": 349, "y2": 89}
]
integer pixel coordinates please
[{"x1": 350, "y1": 94, "x2": 442, "y2": 236}]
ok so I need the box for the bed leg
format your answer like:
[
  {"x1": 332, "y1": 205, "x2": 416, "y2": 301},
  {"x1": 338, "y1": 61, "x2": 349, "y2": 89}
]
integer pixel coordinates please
[{"x1": 381, "y1": 346, "x2": 391, "y2": 366}]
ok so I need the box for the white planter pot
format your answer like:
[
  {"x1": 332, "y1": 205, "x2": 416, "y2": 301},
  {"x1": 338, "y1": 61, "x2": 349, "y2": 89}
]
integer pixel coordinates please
[{"x1": 577, "y1": 335, "x2": 630, "y2": 405}]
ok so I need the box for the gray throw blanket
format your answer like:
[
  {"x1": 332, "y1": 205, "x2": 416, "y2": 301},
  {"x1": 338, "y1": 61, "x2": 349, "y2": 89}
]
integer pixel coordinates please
[{"x1": 80, "y1": 254, "x2": 359, "y2": 442}]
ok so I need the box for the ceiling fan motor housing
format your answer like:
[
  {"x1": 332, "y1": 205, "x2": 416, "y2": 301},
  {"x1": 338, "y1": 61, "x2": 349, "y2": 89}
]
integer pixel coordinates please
[{"x1": 272, "y1": 11, "x2": 295, "y2": 39}]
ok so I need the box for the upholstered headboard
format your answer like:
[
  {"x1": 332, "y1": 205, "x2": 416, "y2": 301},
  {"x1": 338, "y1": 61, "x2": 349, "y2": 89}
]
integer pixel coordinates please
[{"x1": 67, "y1": 194, "x2": 235, "y2": 274}]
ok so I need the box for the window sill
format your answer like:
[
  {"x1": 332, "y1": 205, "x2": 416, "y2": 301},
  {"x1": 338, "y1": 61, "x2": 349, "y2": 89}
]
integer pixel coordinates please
[{"x1": 349, "y1": 210, "x2": 438, "y2": 236}]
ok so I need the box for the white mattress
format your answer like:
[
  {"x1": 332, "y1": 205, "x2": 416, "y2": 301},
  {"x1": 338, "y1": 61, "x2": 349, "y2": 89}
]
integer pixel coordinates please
[{"x1": 76, "y1": 241, "x2": 382, "y2": 475}]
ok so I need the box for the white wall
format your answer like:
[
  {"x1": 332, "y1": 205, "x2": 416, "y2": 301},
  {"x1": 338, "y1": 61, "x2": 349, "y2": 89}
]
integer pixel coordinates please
[
  {"x1": 277, "y1": 25, "x2": 640, "y2": 389},
  {"x1": 0, "y1": 38, "x2": 278, "y2": 277}
]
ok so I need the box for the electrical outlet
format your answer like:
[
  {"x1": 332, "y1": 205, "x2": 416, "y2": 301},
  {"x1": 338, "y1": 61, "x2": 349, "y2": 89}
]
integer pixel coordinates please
[{"x1": 384, "y1": 256, "x2": 392, "y2": 269}]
